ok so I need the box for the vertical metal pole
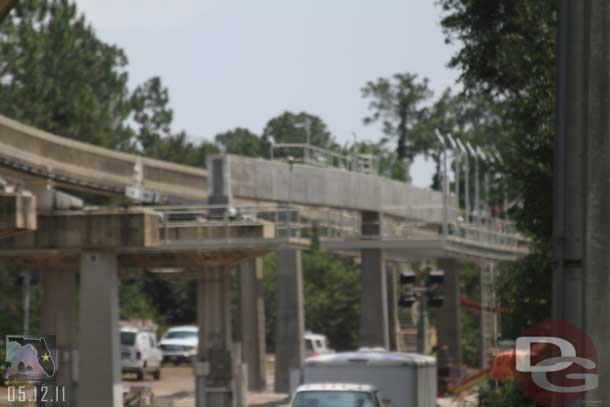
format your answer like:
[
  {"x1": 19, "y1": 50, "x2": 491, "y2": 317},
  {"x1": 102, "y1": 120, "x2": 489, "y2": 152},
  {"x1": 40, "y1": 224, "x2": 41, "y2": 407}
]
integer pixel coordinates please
[
  {"x1": 455, "y1": 153, "x2": 461, "y2": 212},
  {"x1": 484, "y1": 171, "x2": 491, "y2": 242},
  {"x1": 474, "y1": 158, "x2": 481, "y2": 238},
  {"x1": 465, "y1": 154, "x2": 471, "y2": 223},
  {"x1": 22, "y1": 271, "x2": 31, "y2": 335},
  {"x1": 416, "y1": 299, "x2": 427, "y2": 354},
  {"x1": 442, "y1": 149, "x2": 449, "y2": 239}
]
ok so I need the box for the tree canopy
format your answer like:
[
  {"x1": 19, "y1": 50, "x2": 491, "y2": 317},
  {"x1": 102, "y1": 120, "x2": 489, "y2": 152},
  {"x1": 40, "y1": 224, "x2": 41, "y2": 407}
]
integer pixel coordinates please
[
  {"x1": 361, "y1": 73, "x2": 434, "y2": 179},
  {"x1": 0, "y1": 0, "x2": 134, "y2": 149}
]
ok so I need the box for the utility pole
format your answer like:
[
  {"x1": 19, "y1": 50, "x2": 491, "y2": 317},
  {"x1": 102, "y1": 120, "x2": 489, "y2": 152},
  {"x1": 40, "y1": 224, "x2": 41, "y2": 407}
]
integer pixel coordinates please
[
  {"x1": 463, "y1": 144, "x2": 471, "y2": 223},
  {"x1": 20, "y1": 271, "x2": 31, "y2": 335},
  {"x1": 399, "y1": 268, "x2": 445, "y2": 354},
  {"x1": 554, "y1": 0, "x2": 610, "y2": 404}
]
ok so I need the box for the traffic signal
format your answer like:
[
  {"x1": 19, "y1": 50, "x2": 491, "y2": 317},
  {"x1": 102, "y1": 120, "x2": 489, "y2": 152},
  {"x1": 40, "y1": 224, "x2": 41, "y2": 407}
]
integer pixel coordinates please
[
  {"x1": 426, "y1": 269, "x2": 445, "y2": 286},
  {"x1": 427, "y1": 292, "x2": 444, "y2": 308},
  {"x1": 400, "y1": 269, "x2": 416, "y2": 285},
  {"x1": 399, "y1": 293, "x2": 417, "y2": 308}
]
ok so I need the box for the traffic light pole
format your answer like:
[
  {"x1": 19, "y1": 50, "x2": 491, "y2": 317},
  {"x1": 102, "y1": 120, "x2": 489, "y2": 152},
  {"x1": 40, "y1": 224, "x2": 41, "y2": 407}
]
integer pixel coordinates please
[
  {"x1": 399, "y1": 268, "x2": 445, "y2": 355},
  {"x1": 416, "y1": 299, "x2": 427, "y2": 354}
]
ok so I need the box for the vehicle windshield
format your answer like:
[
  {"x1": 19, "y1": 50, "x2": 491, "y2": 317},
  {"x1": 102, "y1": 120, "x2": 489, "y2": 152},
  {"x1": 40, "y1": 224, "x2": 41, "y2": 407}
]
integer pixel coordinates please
[
  {"x1": 292, "y1": 391, "x2": 377, "y2": 407},
  {"x1": 165, "y1": 330, "x2": 198, "y2": 340},
  {"x1": 120, "y1": 331, "x2": 136, "y2": 346}
]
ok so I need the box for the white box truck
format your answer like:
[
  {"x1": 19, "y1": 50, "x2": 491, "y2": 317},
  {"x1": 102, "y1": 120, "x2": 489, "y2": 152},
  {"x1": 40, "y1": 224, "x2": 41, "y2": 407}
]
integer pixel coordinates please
[{"x1": 303, "y1": 349, "x2": 437, "y2": 407}]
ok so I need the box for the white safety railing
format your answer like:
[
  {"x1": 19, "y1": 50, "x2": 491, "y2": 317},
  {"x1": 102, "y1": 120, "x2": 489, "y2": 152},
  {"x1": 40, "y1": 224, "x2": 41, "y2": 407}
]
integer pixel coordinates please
[
  {"x1": 311, "y1": 205, "x2": 528, "y2": 251},
  {"x1": 151, "y1": 204, "x2": 304, "y2": 244},
  {"x1": 271, "y1": 143, "x2": 380, "y2": 175}
]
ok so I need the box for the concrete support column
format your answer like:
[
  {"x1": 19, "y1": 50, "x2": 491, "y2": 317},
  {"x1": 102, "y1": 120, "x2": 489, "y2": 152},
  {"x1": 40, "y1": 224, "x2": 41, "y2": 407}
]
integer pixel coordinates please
[
  {"x1": 359, "y1": 211, "x2": 389, "y2": 349},
  {"x1": 360, "y1": 249, "x2": 389, "y2": 349},
  {"x1": 386, "y1": 263, "x2": 399, "y2": 351},
  {"x1": 78, "y1": 253, "x2": 121, "y2": 407},
  {"x1": 479, "y1": 262, "x2": 496, "y2": 369},
  {"x1": 41, "y1": 269, "x2": 77, "y2": 400},
  {"x1": 239, "y1": 258, "x2": 267, "y2": 391},
  {"x1": 274, "y1": 249, "x2": 304, "y2": 394},
  {"x1": 196, "y1": 266, "x2": 233, "y2": 407},
  {"x1": 554, "y1": 1, "x2": 610, "y2": 404},
  {"x1": 436, "y1": 259, "x2": 462, "y2": 368}
]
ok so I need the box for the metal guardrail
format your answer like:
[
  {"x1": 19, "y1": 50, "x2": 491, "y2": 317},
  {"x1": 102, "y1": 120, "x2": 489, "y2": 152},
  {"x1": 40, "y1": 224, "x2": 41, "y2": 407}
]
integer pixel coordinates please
[
  {"x1": 314, "y1": 205, "x2": 528, "y2": 251},
  {"x1": 148, "y1": 202, "x2": 528, "y2": 253},
  {"x1": 271, "y1": 143, "x2": 379, "y2": 175},
  {"x1": 151, "y1": 204, "x2": 304, "y2": 244}
]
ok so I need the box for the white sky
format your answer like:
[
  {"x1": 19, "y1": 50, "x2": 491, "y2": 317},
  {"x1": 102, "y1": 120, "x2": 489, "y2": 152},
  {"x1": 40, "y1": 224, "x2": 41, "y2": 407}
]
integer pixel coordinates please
[{"x1": 74, "y1": 0, "x2": 460, "y2": 188}]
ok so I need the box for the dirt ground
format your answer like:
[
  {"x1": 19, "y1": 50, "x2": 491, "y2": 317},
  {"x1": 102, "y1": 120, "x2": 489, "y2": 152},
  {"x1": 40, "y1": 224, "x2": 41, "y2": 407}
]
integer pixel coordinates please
[{"x1": 122, "y1": 364, "x2": 289, "y2": 407}]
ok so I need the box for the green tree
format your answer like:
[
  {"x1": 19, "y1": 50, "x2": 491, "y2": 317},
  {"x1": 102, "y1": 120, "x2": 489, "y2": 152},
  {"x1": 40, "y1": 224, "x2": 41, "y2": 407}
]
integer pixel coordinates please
[
  {"x1": 120, "y1": 278, "x2": 164, "y2": 323},
  {"x1": 131, "y1": 76, "x2": 174, "y2": 156},
  {"x1": 263, "y1": 250, "x2": 361, "y2": 352},
  {"x1": 262, "y1": 111, "x2": 336, "y2": 160},
  {"x1": 438, "y1": 0, "x2": 556, "y2": 343},
  {"x1": 439, "y1": 0, "x2": 556, "y2": 243},
  {"x1": 361, "y1": 73, "x2": 434, "y2": 181},
  {"x1": 0, "y1": 0, "x2": 134, "y2": 149},
  {"x1": 215, "y1": 128, "x2": 266, "y2": 157}
]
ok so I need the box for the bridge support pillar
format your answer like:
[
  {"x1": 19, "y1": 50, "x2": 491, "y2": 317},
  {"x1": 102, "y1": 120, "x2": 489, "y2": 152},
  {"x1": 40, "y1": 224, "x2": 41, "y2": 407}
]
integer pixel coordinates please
[
  {"x1": 239, "y1": 258, "x2": 267, "y2": 391},
  {"x1": 42, "y1": 268, "x2": 77, "y2": 403},
  {"x1": 195, "y1": 266, "x2": 234, "y2": 407},
  {"x1": 386, "y1": 263, "x2": 399, "y2": 351},
  {"x1": 360, "y1": 249, "x2": 389, "y2": 349},
  {"x1": 360, "y1": 211, "x2": 389, "y2": 349},
  {"x1": 274, "y1": 249, "x2": 305, "y2": 393},
  {"x1": 78, "y1": 253, "x2": 122, "y2": 407},
  {"x1": 436, "y1": 259, "x2": 462, "y2": 368}
]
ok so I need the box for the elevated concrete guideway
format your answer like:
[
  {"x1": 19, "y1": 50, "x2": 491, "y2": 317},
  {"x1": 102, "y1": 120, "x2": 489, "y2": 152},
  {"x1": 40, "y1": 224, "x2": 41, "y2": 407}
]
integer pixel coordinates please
[
  {"x1": 0, "y1": 113, "x2": 529, "y2": 402},
  {"x1": 0, "y1": 114, "x2": 445, "y2": 216}
]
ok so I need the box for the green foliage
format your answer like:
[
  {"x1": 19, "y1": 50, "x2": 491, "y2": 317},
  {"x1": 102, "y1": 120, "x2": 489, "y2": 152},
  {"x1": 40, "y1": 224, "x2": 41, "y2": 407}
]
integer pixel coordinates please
[
  {"x1": 496, "y1": 248, "x2": 552, "y2": 339},
  {"x1": 478, "y1": 379, "x2": 537, "y2": 407},
  {"x1": 119, "y1": 279, "x2": 164, "y2": 324},
  {"x1": 361, "y1": 73, "x2": 433, "y2": 167},
  {"x1": 438, "y1": 0, "x2": 556, "y2": 243},
  {"x1": 140, "y1": 274, "x2": 198, "y2": 326},
  {"x1": 262, "y1": 111, "x2": 336, "y2": 159},
  {"x1": 302, "y1": 250, "x2": 361, "y2": 351},
  {"x1": 459, "y1": 263, "x2": 481, "y2": 367},
  {"x1": 131, "y1": 76, "x2": 219, "y2": 167},
  {"x1": 0, "y1": 0, "x2": 134, "y2": 149},
  {"x1": 215, "y1": 128, "x2": 267, "y2": 158},
  {"x1": 437, "y1": 2, "x2": 556, "y2": 403},
  {"x1": 132, "y1": 76, "x2": 174, "y2": 155},
  {"x1": 262, "y1": 254, "x2": 278, "y2": 351},
  {"x1": 263, "y1": 250, "x2": 361, "y2": 352},
  {"x1": 438, "y1": 0, "x2": 556, "y2": 322}
]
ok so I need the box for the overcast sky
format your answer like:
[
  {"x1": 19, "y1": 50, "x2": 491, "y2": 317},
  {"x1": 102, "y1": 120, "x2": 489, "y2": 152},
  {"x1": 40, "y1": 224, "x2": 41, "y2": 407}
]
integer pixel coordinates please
[{"x1": 75, "y1": 0, "x2": 460, "y2": 187}]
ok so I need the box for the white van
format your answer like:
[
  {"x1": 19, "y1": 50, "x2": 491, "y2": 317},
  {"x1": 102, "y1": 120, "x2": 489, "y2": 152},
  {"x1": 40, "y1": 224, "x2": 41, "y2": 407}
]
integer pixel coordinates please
[
  {"x1": 120, "y1": 327, "x2": 163, "y2": 381},
  {"x1": 305, "y1": 331, "x2": 333, "y2": 358}
]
